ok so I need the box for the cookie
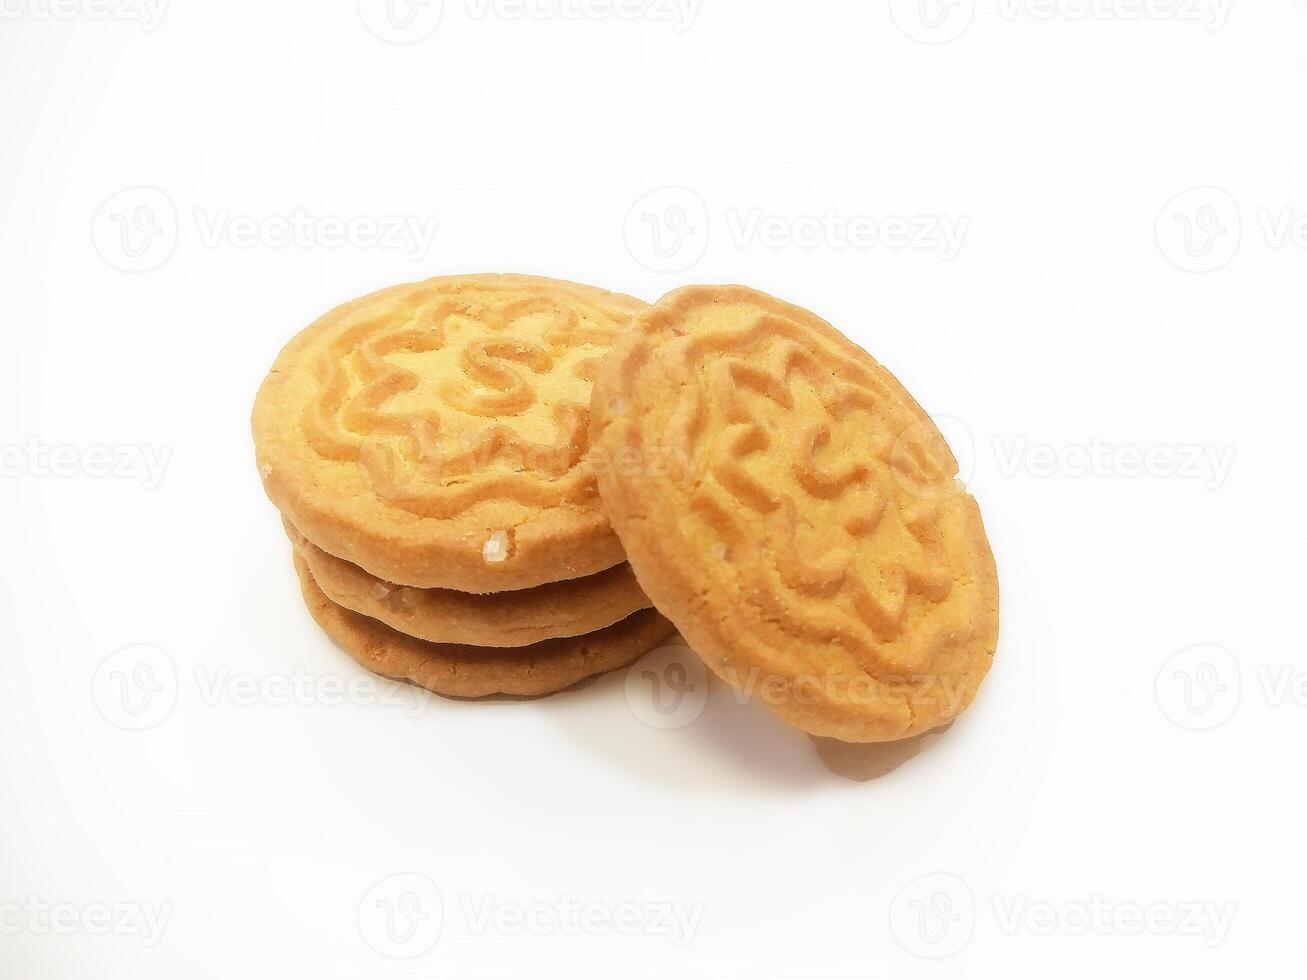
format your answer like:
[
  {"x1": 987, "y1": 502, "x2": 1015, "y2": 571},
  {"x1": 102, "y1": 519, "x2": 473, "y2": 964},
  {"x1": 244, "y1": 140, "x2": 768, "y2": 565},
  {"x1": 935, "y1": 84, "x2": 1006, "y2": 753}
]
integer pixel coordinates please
[
  {"x1": 590, "y1": 285, "x2": 999, "y2": 743},
  {"x1": 293, "y1": 553, "x2": 675, "y2": 699},
  {"x1": 285, "y1": 518, "x2": 651, "y2": 647},
  {"x1": 253, "y1": 274, "x2": 648, "y2": 592}
]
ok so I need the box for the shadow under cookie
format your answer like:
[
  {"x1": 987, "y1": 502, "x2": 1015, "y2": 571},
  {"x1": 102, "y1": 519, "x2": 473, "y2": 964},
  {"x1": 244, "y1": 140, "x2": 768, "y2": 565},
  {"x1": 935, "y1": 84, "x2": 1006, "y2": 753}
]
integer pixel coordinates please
[{"x1": 810, "y1": 724, "x2": 955, "y2": 782}]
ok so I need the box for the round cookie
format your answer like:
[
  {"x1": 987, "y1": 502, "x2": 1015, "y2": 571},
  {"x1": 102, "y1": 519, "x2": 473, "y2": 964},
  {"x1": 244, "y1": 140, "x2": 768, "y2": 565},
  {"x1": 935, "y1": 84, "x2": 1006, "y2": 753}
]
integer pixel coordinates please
[
  {"x1": 254, "y1": 274, "x2": 648, "y2": 592},
  {"x1": 293, "y1": 554, "x2": 675, "y2": 699},
  {"x1": 285, "y1": 519, "x2": 651, "y2": 647},
  {"x1": 589, "y1": 285, "x2": 999, "y2": 743}
]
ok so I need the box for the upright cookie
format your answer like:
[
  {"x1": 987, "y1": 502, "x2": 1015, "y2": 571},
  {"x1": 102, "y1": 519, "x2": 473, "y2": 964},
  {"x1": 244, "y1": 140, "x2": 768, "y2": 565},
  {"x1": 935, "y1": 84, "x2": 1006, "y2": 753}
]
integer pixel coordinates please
[
  {"x1": 254, "y1": 274, "x2": 648, "y2": 592},
  {"x1": 590, "y1": 286, "x2": 999, "y2": 743},
  {"x1": 285, "y1": 519, "x2": 651, "y2": 647},
  {"x1": 293, "y1": 554, "x2": 674, "y2": 699}
]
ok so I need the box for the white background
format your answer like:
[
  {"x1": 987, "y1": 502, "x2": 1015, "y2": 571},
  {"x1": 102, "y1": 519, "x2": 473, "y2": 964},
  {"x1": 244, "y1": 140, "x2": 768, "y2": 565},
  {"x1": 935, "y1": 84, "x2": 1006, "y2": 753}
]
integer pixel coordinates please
[{"x1": 2, "y1": 1, "x2": 1304, "y2": 977}]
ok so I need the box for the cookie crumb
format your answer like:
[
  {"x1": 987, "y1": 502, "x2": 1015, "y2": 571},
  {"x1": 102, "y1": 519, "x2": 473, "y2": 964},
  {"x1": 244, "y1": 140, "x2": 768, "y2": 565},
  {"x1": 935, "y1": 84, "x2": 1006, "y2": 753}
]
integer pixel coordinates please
[{"x1": 482, "y1": 530, "x2": 513, "y2": 563}]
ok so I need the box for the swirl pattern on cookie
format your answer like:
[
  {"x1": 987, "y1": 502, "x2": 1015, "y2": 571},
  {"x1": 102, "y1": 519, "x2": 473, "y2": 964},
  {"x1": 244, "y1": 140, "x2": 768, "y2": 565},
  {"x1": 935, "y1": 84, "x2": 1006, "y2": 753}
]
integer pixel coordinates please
[
  {"x1": 254, "y1": 274, "x2": 647, "y2": 591},
  {"x1": 590, "y1": 285, "x2": 999, "y2": 743}
]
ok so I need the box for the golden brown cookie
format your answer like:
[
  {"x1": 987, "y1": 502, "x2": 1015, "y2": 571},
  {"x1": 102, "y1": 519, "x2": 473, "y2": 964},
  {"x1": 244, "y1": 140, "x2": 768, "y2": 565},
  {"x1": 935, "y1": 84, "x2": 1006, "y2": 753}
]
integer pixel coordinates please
[
  {"x1": 253, "y1": 274, "x2": 648, "y2": 592},
  {"x1": 285, "y1": 518, "x2": 651, "y2": 647},
  {"x1": 293, "y1": 553, "x2": 675, "y2": 699},
  {"x1": 590, "y1": 285, "x2": 999, "y2": 743}
]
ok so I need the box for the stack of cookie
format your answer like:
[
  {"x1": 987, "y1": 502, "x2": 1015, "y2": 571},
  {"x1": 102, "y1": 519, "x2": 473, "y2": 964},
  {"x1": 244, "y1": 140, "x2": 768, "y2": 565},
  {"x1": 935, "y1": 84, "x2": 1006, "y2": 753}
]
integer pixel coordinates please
[
  {"x1": 252, "y1": 275, "x2": 676, "y2": 699},
  {"x1": 254, "y1": 274, "x2": 999, "y2": 741}
]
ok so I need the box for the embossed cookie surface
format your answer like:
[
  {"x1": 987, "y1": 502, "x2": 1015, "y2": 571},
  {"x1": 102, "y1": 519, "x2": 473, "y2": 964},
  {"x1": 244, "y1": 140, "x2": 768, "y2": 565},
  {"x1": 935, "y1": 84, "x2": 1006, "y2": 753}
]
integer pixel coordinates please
[
  {"x1": 254, "y1": 275, "x2": 647, "y2": 592},
  {"x1": 285, "y1": 519, "x2": 651, "y2": 648},
  {"x1": 293, "y1": 554, "x2": 674, "y2": 699},
  {"x1": 590, "y1": 286, "x2": 999, "y2": 743}
]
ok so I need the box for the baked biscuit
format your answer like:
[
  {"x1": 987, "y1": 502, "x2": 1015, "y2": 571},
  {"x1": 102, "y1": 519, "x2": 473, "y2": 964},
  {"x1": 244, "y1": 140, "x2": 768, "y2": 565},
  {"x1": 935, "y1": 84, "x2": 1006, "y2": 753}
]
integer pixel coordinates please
[
  {"x1": 254, "y1": 275, "x2": 647, "y2": 592},
  {"x1": 285, "y1": 519, "x2": 651, "y2": 647},
  {"x1": 293, "y1": 554, "x2": 674, "y2": 699},
  {"x1": 590, "y1": 285, "x2": 999, "y2": 743}
]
